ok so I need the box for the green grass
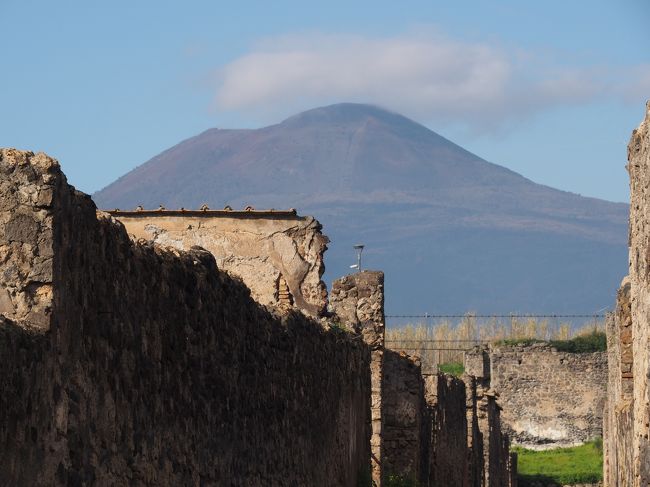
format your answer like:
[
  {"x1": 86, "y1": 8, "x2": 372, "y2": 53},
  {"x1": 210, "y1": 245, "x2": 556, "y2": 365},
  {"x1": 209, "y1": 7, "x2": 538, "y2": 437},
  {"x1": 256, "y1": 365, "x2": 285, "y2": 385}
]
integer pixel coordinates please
[
  {"x1": 438, "y1": 362, "x2": 464, "y2": 376},
  {"x1": 515, "y1": 439, "x2": 603, "y2": 486}
]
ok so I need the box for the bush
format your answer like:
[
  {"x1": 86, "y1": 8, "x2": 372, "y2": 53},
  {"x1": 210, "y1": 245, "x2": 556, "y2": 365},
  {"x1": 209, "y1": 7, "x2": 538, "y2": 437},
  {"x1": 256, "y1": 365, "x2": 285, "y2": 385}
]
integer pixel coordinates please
[
  {"x1": 549, "y1": 331, "x2": 606, "y2": 353},
  {"x1": 495, "y1": 331, "x2": 607, "y2": 353}
]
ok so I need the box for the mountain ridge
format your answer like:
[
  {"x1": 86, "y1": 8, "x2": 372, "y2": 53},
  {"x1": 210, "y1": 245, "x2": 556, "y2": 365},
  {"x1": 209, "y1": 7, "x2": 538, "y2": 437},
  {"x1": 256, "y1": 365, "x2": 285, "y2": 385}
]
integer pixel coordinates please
[{"x1": 95, "y1": 103, "x2": 628, "y2": 315}]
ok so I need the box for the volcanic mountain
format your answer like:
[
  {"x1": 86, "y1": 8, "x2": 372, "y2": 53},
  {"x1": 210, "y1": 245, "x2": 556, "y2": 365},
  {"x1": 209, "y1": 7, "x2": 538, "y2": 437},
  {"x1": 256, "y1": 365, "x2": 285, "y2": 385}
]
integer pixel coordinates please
[{"x1": 95, "y1": 103, "x2": 628, "y2": 317}]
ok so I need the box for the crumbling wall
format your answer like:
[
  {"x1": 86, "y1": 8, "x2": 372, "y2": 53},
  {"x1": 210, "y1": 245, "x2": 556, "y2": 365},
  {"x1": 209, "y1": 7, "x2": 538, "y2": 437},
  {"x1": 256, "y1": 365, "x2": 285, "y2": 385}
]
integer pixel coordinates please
[
  {"x1": 110, "y1": 209, "x2": 329, "y2": 316},
  {"x1": 330, "y1": 271, "x2": 516, "y2": 487},
  {"x1": 424, "y1": 373, "x2": 469, "y2": 487},
  {"x1": 603, "y1": 279, "x2": 634, "y2": 487},
  {"x1": 465, "y1": 344, "x2": 607, "y2": 449},
  {"x1": 330, "y1": 270, "x2": 385, "y2": 485},
  {"x1": 477, "y1": 389, "x2": 516, "y2": 487},
  {"x1": 464, "y1": 375, "x2": 485, "y2": 487},
  {"x1": 381, "y1": 350, "x2": 427, "y2": 482},
  {"x1": 0, "y1": 151, "x2": 55, "y2": 330},
  {"x1": 0, "y1": 149, "x2": 371, "y2": 486},
  {"x1": 604, "y1": 101, "x2": 650, "y2": 486}
]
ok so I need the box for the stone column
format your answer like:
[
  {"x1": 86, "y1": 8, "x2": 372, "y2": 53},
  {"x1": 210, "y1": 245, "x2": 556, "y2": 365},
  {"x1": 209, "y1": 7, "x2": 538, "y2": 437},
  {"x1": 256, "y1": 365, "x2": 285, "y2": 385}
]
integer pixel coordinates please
[{"x1": 331, "y1": 271, "x2": 385, "y2": 486}]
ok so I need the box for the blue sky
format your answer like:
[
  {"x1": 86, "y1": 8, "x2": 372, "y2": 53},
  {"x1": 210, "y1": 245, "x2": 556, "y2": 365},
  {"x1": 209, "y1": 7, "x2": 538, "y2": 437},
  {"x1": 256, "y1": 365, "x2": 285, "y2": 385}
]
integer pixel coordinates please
[{"x1": 2, "y1": 0, "x2": 648, "y2": 203}]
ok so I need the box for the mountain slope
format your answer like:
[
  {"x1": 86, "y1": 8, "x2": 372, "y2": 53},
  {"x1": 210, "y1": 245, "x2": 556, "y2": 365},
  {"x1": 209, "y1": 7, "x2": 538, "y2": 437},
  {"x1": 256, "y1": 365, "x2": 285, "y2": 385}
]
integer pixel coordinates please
[{"x1": 95, "y1": 103, "x2": 628, "y2": 316}]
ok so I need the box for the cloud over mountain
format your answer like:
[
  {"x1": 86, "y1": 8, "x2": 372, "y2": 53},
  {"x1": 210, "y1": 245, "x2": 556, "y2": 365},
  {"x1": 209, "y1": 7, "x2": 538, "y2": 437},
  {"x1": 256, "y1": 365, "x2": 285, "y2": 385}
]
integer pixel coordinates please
[{"x1": 214, "y1": 30, "x2": 650, "y2": 131}]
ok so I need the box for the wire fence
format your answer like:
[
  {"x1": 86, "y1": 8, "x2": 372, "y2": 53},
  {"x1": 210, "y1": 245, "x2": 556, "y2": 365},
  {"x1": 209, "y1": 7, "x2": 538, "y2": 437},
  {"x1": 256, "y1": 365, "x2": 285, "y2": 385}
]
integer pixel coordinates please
[
  {"x1": 384, "y1": 313, "x2": 607, "y2": 374},
  {"x1": 385, "y1": 314, "x2": 606, "y2": 319}
]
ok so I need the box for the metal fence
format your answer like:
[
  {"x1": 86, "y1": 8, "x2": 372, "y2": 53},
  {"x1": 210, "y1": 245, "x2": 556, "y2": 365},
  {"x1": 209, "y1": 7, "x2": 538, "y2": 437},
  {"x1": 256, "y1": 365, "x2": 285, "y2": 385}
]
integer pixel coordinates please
[{"x1": 384, "y1": 313, "x2": 607, "y2": 373}]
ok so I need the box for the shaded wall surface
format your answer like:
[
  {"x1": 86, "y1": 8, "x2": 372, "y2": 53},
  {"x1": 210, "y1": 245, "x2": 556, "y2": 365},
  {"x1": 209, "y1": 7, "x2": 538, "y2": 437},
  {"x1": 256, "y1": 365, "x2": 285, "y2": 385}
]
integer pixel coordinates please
[
  {"x1": 0, "y1": 149, "x2": 371, "y2": 487},
  {"x1": 330, "y1": 271, "x2": 385, "y2": 485},
  {"x1": 110, "y1": 209, "x2": 328, "y2": 316},
  {"x1": 466, "y1": 344, "x2": 607, "y2": 449},
  {"x1": 425, "y1": 373, "x2": 470, "y2": 487},
  {"x1": 382, "y1": 350, "x2": 427, "y2": 482},
  {"x1": 604, "y1": 102, "x2": 650, "y2": 487},
  {"x1": 604, "y1": 279, "x2": 634, "y2": 487}
]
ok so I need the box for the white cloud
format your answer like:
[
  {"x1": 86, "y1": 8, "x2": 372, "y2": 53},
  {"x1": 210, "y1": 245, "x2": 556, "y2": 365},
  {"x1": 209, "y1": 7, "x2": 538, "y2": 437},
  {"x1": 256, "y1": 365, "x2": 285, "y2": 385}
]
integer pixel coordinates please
[{"x1": 213, "y1": 31, "x2": 650, "y2": 131}]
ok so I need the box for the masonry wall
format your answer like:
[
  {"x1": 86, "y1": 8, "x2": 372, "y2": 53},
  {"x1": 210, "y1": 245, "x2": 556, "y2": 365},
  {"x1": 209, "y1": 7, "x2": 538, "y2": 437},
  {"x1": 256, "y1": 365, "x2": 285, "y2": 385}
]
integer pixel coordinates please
[
  {"x1": 603, "y1": 279, "x2": 634, "y2": 487},
  {"x1": 111, "y1": 209, "x2": 329, "y2": 316},
  {"x1": 330, "y1": 271, "x2": 516, "y2": 487},
  {"x1": 382, "y1": 350, "x2": 428, "y2": 483},
  {"x1": 464, "y1": 375, "x2": 486, "y2": 487},
  {"x1": 0, "y1": 149, "x2": 371, "y2": 486},
  {"x1": 604, "y1": 101, "x2": 650, "y2": 486},
  {"x1": 424, "y1": 373, "x2": 469, "y2": 487},
  {"x1": 330, "y1": 271, "x2": 385, "y2": 485},
  {"x1": 477, "y1": 390, "x2": 516, "y2": 487},
  {"x1": 466, "y1": 344, "x2": 607, "y2": 449}
]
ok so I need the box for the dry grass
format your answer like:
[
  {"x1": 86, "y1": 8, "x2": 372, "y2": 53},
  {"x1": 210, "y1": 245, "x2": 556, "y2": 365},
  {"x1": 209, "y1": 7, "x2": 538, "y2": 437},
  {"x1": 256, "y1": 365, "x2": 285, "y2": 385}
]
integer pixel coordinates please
[{"x1": 385, "y1": 315, "x2": 604, "y2": 373}]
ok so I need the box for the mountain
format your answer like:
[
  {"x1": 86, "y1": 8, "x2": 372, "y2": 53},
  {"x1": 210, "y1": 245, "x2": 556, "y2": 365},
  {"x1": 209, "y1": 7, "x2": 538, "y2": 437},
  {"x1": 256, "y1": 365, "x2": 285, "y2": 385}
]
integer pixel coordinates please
[{"x1": 95, "y1": 103, "x2": 628, "y2": 319}]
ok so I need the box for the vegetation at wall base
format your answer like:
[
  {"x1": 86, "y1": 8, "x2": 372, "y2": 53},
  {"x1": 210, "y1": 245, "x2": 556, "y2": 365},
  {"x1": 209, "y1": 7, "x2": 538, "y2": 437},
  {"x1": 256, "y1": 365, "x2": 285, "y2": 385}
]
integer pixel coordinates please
[
  {"x1": 438, "y1": 362, "x2": 464, "y2": 376},
  {"x1": 515, "y1": 439, "x2": 603, "y2": 486},
  {"x1": 384, "y1": 474, "x2": 418, "y2": 487}
]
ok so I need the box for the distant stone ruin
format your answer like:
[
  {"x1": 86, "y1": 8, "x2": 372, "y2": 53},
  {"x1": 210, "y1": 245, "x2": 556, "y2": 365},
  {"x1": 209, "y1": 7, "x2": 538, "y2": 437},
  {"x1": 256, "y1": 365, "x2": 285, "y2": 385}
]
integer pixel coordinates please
[
  {"x1": 465, "y1": 343, "x2": 607, "y2": 449},
  {"x1": 604, "y1": 101, "x2": 650, "y2": 486},
  {"x1": 0, "y1": 148, "x2": 517, "y2": 486},
  {"x1": 331, "y1": 272, "x2": 517, "y2": 486}
]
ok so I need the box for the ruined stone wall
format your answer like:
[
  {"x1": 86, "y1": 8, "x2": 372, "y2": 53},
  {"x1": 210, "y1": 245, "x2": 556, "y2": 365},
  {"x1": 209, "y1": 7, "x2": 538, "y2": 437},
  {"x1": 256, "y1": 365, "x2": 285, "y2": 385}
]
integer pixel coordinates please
[
  {"x1": 476, "y1": 390, "x2": 516, "y2": 487},
  {"x1": 604, "y1": 102, "x2": 650, "y2": 486},
  {"x1": 330, "y1": 271, "x2": 385, "y2": 485},
  {"x1": 0, "y1": 151, "x2": 55, "y2": 330},
  {"x1": 603, "y1": 280, "x2": 634, "y2": 487},
  {"x1": 110, "y1": 209, "x2": 328, "y2": 316},
  {"x1": 382, "y1": 350, "x2": 428, "y2": 483},
  {"x1": 0, "y1": 149, "x2": 371, "y2": 486},
  {"x1": 466, "y1": 344, "x2": 607, "y2": 449},
  {"x1": 424, "y1": 373, "x2": 469, "y2": 487},
  {"x1": 464, "y1": 375, "x2": 486, "y2": 487},
  {"x1": 330, "y1": 271, "x2": 516, "y2": 486}
]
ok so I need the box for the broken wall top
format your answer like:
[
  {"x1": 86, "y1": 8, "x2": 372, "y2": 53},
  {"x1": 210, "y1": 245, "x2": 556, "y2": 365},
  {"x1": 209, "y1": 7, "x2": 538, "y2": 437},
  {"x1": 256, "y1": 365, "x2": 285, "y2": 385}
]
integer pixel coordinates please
[{"x1": 107, "y1": 207, "x2": 329, "y2": 316}]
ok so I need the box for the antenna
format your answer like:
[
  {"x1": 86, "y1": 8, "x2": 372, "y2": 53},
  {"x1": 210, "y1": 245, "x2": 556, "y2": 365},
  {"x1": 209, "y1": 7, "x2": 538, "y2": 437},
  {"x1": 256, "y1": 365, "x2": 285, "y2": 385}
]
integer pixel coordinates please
[{"x1": 351, "y1": 244, "x2": 364, "y2": 273}]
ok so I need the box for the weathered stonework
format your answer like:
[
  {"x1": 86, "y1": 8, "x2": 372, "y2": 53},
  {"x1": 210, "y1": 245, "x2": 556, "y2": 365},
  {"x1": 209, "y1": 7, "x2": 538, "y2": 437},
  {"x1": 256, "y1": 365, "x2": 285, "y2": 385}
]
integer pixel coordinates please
[
  {"x1": 382, "y1": 350, "x2": 428, "y2": 482},
  {"x1": 0, "y1": 148, "x2": 519, "y2": 487},
  {"x1": 331, "y1": 270, "x2": 516, "y2": 487},
  {"x1": 465, "y1": 344, "x2": 607, "y2": 449},
  {"x1": 603, "y1": 279, "x2": 634, "y2": 487},
  {"x1": 110, "y1": 209, "x2": 329, "y2": 316},
  {"x1": 0, "y1": 150, "x2": 56, "y2": 331},
  {"x1": 425, "y1": 373, "x2": 470, "y2": 487},
  {"x1": 604, "y1": 102, "x2": 650, "y2": 487},
  {"x1": 477, "y1": 388, "x2": 516, "y2": 487},
  {"x1": 0, "y1": 149, "x2": 371, "y2": 486},
  {"x1": 330, "y1": 271, "x2": 386, "y2": 485}
]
